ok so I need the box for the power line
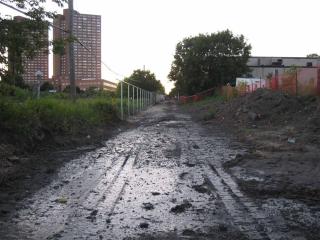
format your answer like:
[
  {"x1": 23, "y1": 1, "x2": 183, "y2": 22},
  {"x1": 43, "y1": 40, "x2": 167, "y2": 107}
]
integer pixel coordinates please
[
  {"x1": 0, "y1": 0, "x2": 69, "y2": 34},
  {"x1": 0, "y1": 1, "x2": 125, "y2": 81}
]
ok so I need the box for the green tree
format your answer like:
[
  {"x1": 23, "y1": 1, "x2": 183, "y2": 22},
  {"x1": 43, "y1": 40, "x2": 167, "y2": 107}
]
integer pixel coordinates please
[
  {"x1": 0, "y1": 0, "x2": 66, "y2": 85},
  {"x1": 169, "y1": 87, "x2": 178, "y2": 97},
  {"x1": 118, "y1": 69, "x2": 165, "y2": 95},
  {"x1": 1, "y1": 17, "x2": 49, "y2": 86},
  {"x1": 168, "y1": 30, "x2": 251, "y2": 95}
]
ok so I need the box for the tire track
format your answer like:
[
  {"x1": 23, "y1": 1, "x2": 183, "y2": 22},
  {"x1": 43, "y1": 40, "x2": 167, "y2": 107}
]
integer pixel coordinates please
[
  {"x1": 55, "y1": 132, "x2": 146, "y2": 239},
  {"x1": 15, "y1": 132, "x2": 143, "y2": 240},
  {"x1": 185, "y1": 130, "x2": 306, "y2": 240}
]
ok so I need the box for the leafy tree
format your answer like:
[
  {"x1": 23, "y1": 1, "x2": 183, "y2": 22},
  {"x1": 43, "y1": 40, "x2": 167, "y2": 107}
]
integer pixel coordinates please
[
  {"x1": 118, "y1": 69, "x2": 165, "y2": 95},
  {"x1": 168, "y1": 30, "x2": 251, "y2": 95},
  {"x1": 169, "y1": 87, "x2": 178, "y2": 97},
  {"x1": 1, "y1": 17, "x2": 49, "y2": 86},
  {"x1": 0, "y1": 0, "x2": 66, "y2": 85}
]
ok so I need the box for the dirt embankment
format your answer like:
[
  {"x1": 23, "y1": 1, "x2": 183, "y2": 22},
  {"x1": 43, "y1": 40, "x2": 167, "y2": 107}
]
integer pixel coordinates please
[
  {"x1": 185, "y1": 89, "x2": 320, "y2": 202},
  {"x1": 0, "y1": 120, "x2": 131, "y2": 189}
]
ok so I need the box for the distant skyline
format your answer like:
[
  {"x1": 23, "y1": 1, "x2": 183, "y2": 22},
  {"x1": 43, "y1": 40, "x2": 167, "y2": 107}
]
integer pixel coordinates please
[{"x1": 2, "y1": 0, "x2": 320, "y2": 93}]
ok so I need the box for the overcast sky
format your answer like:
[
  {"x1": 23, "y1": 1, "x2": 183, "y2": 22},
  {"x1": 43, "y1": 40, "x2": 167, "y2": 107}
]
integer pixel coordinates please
[{"x1": 2, "y1": 0, "x2": 320, "y2": 93}]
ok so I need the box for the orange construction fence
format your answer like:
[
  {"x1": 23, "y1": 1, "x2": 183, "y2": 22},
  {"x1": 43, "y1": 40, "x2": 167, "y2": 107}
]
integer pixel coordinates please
[{"x1": 179, "y1": 88, "x2": 215, "y2": 104}]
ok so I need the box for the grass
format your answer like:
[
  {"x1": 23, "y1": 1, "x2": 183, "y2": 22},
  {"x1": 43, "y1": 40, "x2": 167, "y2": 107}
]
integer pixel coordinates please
[
  {"x1": 180, "y1": 94, "x2": 224, "y2": 111},
  {"x1": 0, "y1": 97, "x2": 118, "y2": 136},
  {"x1": 178, "y1": 93, "x2": 226, "y2": 121},
  {"x1": 0, "y1": 82, "x2": 119, "y2": 147}
]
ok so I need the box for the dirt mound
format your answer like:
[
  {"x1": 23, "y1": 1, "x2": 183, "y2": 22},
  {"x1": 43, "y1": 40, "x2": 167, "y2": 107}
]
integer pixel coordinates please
[
  {"x1": 218, "y1": 88, "x2": 319, "y2": 126},
  {"x1": 243, "y1": 89, "x2": 302, "y2": 117},
  {"x1": 210, "y1": 90, "x2": 320, "y2": 202},
  {"x1": 308, "y1": 104, "x2": 320, "y2": 131}
]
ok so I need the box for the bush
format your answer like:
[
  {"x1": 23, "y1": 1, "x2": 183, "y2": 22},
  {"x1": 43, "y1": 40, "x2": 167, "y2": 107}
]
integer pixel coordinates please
[{"x1": 0, "y1": 82, "x2": 31, "y2": 100}]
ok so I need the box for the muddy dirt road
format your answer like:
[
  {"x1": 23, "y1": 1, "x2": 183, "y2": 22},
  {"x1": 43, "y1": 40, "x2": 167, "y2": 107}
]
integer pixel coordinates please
[{"x1": 0, "y1": 103, "x2": 315, "y2": 239}]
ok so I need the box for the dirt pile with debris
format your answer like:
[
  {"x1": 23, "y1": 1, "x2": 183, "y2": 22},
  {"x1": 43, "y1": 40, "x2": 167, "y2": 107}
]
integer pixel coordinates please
[
  {"x1": 183, "y1": 89, "x2": 320, "y2": 203},
  {"x1": 218, "y1": 88, "x2": 318, "y2": 127}
]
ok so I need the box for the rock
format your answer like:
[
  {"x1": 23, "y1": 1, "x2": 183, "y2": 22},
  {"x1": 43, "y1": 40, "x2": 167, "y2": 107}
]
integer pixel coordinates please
[
  {"x1": 193, "y1": 144, "x2": 200, "y2": 149},
  {"x1": 151, "y1": 192, "x2": 160, "y2": 196},
  {"x1": 55, "y1": 197, "x2": 68, "y2": 204},
  {"x1": 142, "y1": 202, "x2": 154, "y2": 210},
  {"x1": 170, "y1": 200, "x2": 192, "y2": 214},
  {"x1": 192, "y1": 184, "x2": 210, "y2": 194},
  {"x1": 179, "y1": 172, "x2": 188, "y2": 180},
  {"x1": 139, "y1": 222, "x2": 149, "y2": 228},
  {"x1": 183, "y1": 162, "x2": 196, "y2": 167},
  {"x1": 86, "y1": 210, "x2": 98, "y2": 221},
  {"x1": 7, "y1": 156, "x2": 20, "y2": 163},
  {"x1": 287, "y1": 138, "x2": 296, "y2": 144}
]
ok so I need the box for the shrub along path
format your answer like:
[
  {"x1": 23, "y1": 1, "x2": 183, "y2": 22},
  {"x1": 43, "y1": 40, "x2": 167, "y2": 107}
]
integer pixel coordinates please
[{"x1": 0, "y1": 83, "x2": 126, "y2": 187}]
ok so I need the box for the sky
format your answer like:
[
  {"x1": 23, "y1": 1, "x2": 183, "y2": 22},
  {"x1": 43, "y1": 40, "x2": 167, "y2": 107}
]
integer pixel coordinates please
[{"x1": 2, "y1": 0, "x2": 320, "y2": 93}]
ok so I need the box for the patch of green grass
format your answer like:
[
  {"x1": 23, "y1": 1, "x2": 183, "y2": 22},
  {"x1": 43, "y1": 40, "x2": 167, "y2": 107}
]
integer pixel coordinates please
[
  {"x1": 180, "y1": 94, "x2": 224, "y2": 112},
  {"x1": 0, "y1": 95, "x2": 119, "y2": 143}
]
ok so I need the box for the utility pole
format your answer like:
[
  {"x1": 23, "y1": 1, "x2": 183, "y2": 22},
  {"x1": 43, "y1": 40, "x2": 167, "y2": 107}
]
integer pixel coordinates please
[{"x1": 68, "y1": 0, "x2": 76, "y2": 101}]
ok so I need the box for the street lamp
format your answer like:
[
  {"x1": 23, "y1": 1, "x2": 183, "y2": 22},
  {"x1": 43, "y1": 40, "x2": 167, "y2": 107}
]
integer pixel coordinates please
[{"x1": 35, "y1": 70, "x2": 43, "y2": 99}]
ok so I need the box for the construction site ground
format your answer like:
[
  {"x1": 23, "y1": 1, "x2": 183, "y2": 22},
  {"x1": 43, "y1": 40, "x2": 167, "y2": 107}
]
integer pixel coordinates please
[{"x1": 0, "y1": 90, "x2": 319, "y2": 239}]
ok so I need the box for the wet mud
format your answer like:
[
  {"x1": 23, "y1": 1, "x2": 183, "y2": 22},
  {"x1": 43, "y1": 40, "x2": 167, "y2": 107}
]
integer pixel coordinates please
[{"x1": 0, "y1": 102, "x2": 319, "y2": 239}]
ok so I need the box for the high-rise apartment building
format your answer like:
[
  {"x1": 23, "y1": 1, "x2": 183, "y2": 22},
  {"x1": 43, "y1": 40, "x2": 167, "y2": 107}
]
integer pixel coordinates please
[
  {"x1": 9, "y1": 16, "x2": 48, "y2": 86},
  {"x1": 22, "y1": 46, "x2": 49, "y2": 86},
  {"x1": 52, "y1": 9, "x2": 101, "y2": 90}
]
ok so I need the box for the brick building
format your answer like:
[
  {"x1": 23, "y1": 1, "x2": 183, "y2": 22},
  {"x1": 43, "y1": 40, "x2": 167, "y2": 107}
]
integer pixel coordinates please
[
  {"x1": 8, "y1": 16, "x2": 49, "y2": 86},
  {"x1": 52, "y1": 9, "x2": 102, "y2": 90}
]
